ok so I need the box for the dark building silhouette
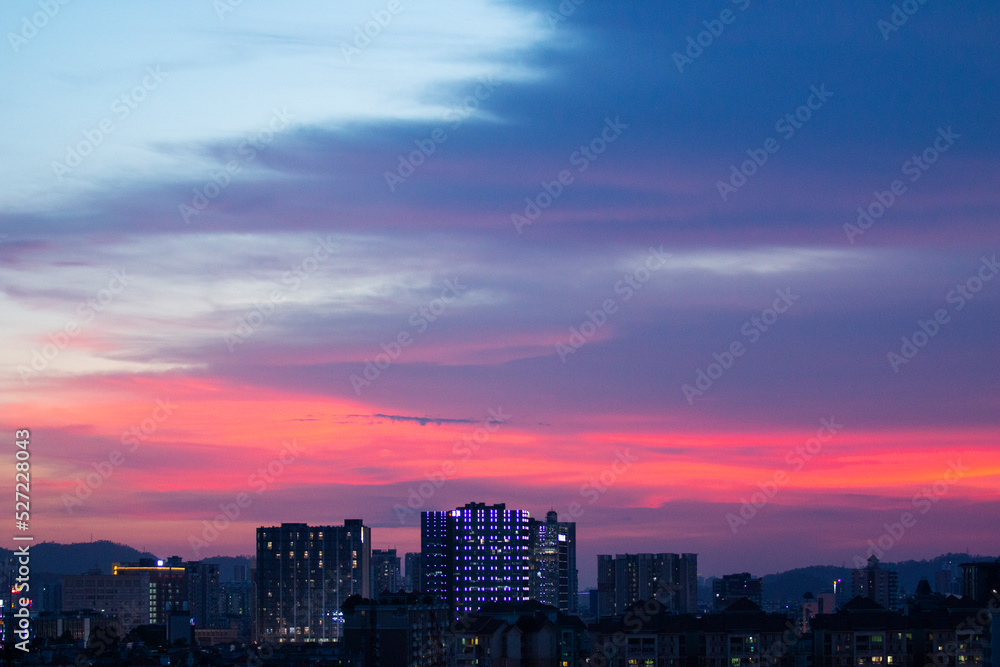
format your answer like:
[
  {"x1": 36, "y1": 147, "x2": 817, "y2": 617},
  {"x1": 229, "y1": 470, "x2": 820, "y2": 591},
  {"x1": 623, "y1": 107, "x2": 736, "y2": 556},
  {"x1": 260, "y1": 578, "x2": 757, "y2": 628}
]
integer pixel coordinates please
[
  {"x1": 371, "y1": 548, "x2": 400, "y2": 595},
  {"x1": 713, "y1": 572, "x2": 764, "y2": 611},
  {"x1": 449, "y1": 600, "x2": 588, "y2": 666},
  {"x1": 404, "y1": 552, "x2": 422, "y2": 593},
  {"x1": 62, "y1": 571, "x2": 150, "y2": 633},
  {"x1": 936, "y1": 569, "x2": 958, "y2": 596},
  {"x1": 813, "y1": 593, "x2": 999, "y2": 667},
  {"x1": 812, "y1": 596, "x2": 913, "y2": 667},
  {"x1": 801, "y1": 591, "x2": 838, "y2": 632},
  {"x1": 185, "y1": 560, "x2": 221, "y2": 629},
  {"x1": 596, "y1": 552, "x2": 698, "y2": 616},
  {"x1": 34, "y1": 610, "x2": 122, "y2": 644},
  {"x1": 589, "y1": 592, "x2": 999, "y2": 667},
  {"x1": 421, "y1": 502, "x2": 532, "y2": 614},
  {"x1": 961, "y1": 561, "x2": 1000, "y2": 602},
  {"x1": 591, "y1": 598, "x2": 802, "y2": 667},
  {"x1": 255, "y1": 521, "x2": 370, "y2": 642},
  {"x1": 342, "y1": 591, "x2": 450, "y2": 666},
  {"x1": 852, "y1": 556, "x2": 900, "y2": 611}
]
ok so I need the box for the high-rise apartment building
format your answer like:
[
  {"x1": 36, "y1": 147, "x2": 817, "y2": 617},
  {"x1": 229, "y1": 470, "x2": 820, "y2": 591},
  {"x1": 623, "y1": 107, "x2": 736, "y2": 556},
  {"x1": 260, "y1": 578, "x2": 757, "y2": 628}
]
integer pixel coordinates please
[
  {"x1": 404, "y1": 552, "x2": 423, "y2": 593},
  {"x1": 597, "y1": 555, "x2": 616, "y2": 618},
  {"x1": 960, "y1": 560, "x2": 1000, "y2": 602},
  {"x1": 851, "y1": 556, "x2": 900, "y2": 611},
  {"x1": 596, "y1": 552, "x2": 698, "y2": 616},
  {"x1": 530, "y1": 510, "x2": 578, "y2": 614},
  {"x1": 112, "y1": 558, "x2": 188, "y2": 626},
  {"x1": 421, "y1": 502, "x2": 532, "y2": 614},
  {"x1": 185, "y1": 560, "x2": 221, "y2": 629},
  {"x1": 371, "y1": 548, "x2": 401, "y2": 595},
  {"x1": 256, "y1": 521, "x2": 370, "y2": 642},
  {"x1": 220, "y1": 580, "x2": 253, "y2": 639}
]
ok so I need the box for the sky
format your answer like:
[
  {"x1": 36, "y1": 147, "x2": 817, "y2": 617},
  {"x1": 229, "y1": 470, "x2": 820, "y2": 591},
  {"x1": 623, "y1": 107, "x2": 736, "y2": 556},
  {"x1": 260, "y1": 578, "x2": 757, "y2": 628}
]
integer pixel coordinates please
[{"x1": 2, "y1": 0, "x2": 999, "y2": 589}]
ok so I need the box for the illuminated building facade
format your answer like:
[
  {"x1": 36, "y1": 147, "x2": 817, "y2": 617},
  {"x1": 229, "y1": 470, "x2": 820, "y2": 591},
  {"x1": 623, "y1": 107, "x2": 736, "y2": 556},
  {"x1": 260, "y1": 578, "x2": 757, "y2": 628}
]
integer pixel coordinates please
[
  {"x1": 255, "y1": 521, "x2": 371, "y2": 642},
  {"x1": 112, "y1": 558, "x2": 187, "y2": 626},
  {"x1": 421, "y1": 503, "x2": 532, "y2": 614},
  {"x1": 530, "y1": 510, "x2": 578, "y2": 614}
]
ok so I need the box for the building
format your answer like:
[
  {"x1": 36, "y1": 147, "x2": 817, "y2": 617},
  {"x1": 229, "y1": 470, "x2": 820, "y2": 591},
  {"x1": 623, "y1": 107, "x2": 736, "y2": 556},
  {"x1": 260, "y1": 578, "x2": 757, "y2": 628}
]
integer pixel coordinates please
[
  {"x1": 801, "y1": 591, "x2": 837, "y2": 632},
  {"x1": 63, "y1": 558, "x2": 217, "y2": 635},
  {"x1": 342, "y1": 591, "x2": 451, "y2": 666},
  {"x1": 422, "y1": 510, "x2": 450, "y2": 602},
  {"x1": 852, "y1": 556, "x2": 900, "y2": 611},
  {"x1": 713, "y1": 572, "x2": 764, "y2": 611},
  {"x1": 960, "y1": 561, "x2": 1000, "y2": 602},
  {"x1": 405, "y1": 552, "x2": 423, "y2": 593},
  {"x1": 35, "y1": 610, "x2": 123, "y2": 644},
  {"x1": 577, "y1": 589, "x2": 599, "y2": 623},
  {"x1": 935, "y1": 569, "x2": 957, "y2": 596},
  {"x1": 220, "y1": 580, "x2": 253, "y2": 639},
  {"x1": 256, "y1": 521, "x2": 371, "y2": 642},
  {"x1": 194, "y1": 626, "x2": 239, "y2": 646},
  {"x1": 597, "y1": 555, "x2": 616, "y2": 618},
  {"x1": 185, "y1": 560, "x2": 221, "y2": 629},
  {"x1": 371, "y1": 548, "x2": 401, "y2": 595},
  {"x1": 36, "y1": 573, "x2": 62, "y2": 614},
  {"x1": 813, "y1": 597, "x2": 912, "y2": 667},
  {"x1": 449, "y1": 600, "x2": 588, "y2": 667},
  {"x1": 591, "y1": 598, "x2": 802, "y2": 667},
  {"x1": 112, "y1": 558, "x2": 188, "y2": 626},
  {"x1": 421, "y1": 502, "x2": 532, "y2": 614},
  {"x1": 62, "y1": 572, "x2": 151, "y2": 632},
  {"x1": 596, "y1": 552, "x2": 698, "y2": 616},
  {"x1": 530, "y1": 510, "x2": 578, "y2": 614}
]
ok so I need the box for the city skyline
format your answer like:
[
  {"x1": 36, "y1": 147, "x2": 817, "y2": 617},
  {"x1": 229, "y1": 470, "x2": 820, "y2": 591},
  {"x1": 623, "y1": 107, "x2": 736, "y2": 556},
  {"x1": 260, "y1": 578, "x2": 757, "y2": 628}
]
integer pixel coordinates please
[{"x1": 2, "y1": 0, "x2": 999, "y2": 591}]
